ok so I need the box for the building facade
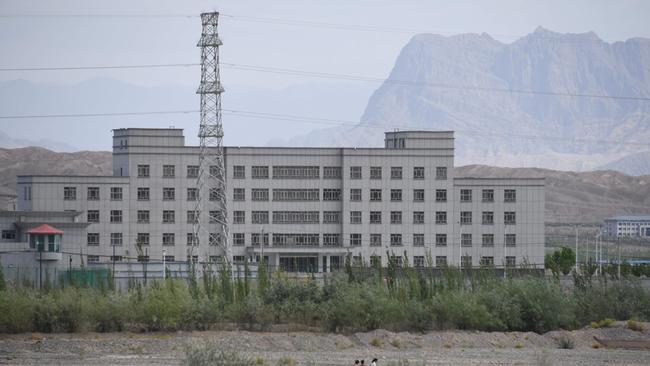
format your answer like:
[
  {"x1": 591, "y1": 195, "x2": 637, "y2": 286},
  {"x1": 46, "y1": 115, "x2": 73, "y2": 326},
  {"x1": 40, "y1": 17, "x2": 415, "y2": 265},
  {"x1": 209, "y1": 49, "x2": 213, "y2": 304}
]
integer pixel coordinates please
[
  {"x1": 1, "y1": 128, "x2": 545, "y2": 274},
  {"x1": 603, "y1": 216, "x2": 650, "y2": 238}
]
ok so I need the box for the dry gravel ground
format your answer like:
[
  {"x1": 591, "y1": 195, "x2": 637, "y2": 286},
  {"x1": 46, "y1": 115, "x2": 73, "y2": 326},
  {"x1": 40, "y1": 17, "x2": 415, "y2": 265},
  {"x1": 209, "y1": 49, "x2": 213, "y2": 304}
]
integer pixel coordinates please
[{"x1": 0, "y1": 322, "x2": 649, "y2": 365}]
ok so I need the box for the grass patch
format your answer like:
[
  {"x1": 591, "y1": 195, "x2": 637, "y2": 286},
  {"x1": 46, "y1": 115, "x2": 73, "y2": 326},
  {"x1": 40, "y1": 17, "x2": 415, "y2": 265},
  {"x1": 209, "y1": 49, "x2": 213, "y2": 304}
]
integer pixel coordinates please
[
  {"x1": 627, "y1": 319, "x2": 644, "y2": 332},
  {"x1": 590, "y1": 318, "x2": 615, "y2": 329},
  {"x1": 255, "y1": 356, "x2": 266, "y2": 365},
  {"x1": 276, "y1": 356, "x2": 297, "y2": 366},
  {"x1": 370, "y1": 337, "x2": 384, "y2": 348},
  {"x1": 514, "y1": 342, "x2": 524, "y2": 349},
  {"x1": 390, "y1": 338, "x2": 402, "y2": 348},
  {"x1": 556, "y1": 336, "x2": 574, "y2": 349},
  {"x1": 184, "y1": 345, "x2": 254, "y2": 366}
]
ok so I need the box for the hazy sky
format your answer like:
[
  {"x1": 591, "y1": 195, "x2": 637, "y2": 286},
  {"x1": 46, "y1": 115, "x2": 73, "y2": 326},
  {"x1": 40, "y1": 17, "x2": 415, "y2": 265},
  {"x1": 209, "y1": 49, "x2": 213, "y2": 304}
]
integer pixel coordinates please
[{"x1": 1, "y1": 0, "x2": 649, "y2": 88}]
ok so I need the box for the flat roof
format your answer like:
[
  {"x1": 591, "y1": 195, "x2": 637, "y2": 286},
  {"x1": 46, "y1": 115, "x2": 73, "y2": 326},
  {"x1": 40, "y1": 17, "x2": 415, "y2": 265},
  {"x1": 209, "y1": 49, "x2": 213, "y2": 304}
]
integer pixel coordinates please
[{"x1": 605, "y1": 216, "x2": 650, "y2": 221}]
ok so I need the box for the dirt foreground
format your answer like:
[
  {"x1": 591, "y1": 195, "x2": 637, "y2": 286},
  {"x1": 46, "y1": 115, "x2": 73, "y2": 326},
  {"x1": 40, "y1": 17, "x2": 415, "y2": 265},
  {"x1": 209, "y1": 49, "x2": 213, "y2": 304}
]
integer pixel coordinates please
[{"x1": 1, "y1": 322, "x2": 649, "y2": 365}]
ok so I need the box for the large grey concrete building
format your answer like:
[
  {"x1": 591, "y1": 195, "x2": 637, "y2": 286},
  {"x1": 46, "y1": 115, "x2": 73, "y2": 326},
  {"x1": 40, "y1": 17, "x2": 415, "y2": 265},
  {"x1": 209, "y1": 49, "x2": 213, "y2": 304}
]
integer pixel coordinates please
[
  {"x1": 1, "y1": 128, "x2": 545, "y2": 275},
  {"x1": 603, "y1": 216, "x2": 650, "y2": 238}
]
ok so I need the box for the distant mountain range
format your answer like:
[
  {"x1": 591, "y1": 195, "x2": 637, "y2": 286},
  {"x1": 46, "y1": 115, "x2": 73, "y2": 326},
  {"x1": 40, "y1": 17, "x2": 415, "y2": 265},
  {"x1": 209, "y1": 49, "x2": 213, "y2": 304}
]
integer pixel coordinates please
[
  {"x1": 1, "y1": 147, "x2": 648, "y2": 223},
  {"x1": 284, "y1": 27, "x2": 650, "y2": 175}
]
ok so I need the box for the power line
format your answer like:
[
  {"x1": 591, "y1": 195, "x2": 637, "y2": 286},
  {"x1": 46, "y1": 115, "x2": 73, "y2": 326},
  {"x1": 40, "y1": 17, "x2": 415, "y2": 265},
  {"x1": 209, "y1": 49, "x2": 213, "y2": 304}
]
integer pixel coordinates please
[
  {"x1": 2, "y1": 61, "x2": 649, "y2": 102},
  {"x1": 1, "y1": 108, "x2": 649, "y2": 148}
]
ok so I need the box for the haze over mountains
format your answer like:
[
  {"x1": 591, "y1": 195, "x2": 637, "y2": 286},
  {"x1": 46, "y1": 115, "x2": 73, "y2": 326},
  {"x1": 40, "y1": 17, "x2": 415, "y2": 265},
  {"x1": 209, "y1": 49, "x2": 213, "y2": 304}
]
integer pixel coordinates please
[{"x1": 285, "y1": 27, "x2": 650, "y2": 175}]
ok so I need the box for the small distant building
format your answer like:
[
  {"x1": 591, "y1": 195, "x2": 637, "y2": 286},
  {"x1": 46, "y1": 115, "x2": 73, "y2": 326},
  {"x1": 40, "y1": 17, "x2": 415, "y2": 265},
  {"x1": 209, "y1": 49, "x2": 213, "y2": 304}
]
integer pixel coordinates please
[{"x1": 603, "y1": 216, "x2": 650, "y2": 238}]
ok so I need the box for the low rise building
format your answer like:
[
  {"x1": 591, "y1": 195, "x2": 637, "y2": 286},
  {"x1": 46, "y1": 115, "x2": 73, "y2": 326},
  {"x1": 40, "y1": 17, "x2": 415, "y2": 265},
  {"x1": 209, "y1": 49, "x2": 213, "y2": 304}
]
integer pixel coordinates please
[{"x1": 603, "y1": 216, "x2": 650, "y2": 238}]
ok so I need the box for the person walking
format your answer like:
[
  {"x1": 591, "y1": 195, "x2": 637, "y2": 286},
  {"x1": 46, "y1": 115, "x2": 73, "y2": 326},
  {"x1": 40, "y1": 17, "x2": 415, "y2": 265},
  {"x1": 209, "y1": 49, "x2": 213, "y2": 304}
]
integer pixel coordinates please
[{"x1": 371, "y1": 358, "x2": 378, "y2": 366}]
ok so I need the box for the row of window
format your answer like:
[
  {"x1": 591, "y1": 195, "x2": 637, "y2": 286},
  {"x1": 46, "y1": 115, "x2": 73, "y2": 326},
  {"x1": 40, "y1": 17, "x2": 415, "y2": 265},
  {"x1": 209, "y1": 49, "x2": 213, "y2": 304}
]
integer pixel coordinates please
[
  {"x1": 85, "y1": 254, "x2": 516, "y2": 267},
  {"x1": 87, "y1": 232, "x2": 517, "y2": 248},
  {"x1": 87, "y1": 209, "x2": 516, "y2": 225},
  {"x1": 460, "y1": 189, "x2": 517, "y2": 203},
  {"x1": 63, "y1": 186, "x2": 517, "y2": 204}
]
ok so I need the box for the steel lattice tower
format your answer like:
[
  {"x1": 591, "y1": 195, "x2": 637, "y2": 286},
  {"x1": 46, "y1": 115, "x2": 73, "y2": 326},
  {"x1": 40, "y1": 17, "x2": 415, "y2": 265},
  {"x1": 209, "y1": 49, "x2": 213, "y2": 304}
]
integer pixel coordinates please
[{"x1": 192, "y1": 12, "x2": 229, "y2": 264}]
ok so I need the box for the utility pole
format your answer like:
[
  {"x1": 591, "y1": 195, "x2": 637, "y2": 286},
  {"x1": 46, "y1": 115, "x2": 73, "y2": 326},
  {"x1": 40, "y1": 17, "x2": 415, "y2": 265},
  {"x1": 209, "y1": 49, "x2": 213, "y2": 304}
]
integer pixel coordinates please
[
  {"x1": 617, "y1": 237, "x2": 621, "y2": 278},
  {"x1": 575, "y1": 225, "x2": 579, "y2": 273},
  {"x1": 192, "y1": 12, "x2": 231, "y2": 276},
  {"x1": 162, "y1": 249, "x2": 167, "y2": 279}
]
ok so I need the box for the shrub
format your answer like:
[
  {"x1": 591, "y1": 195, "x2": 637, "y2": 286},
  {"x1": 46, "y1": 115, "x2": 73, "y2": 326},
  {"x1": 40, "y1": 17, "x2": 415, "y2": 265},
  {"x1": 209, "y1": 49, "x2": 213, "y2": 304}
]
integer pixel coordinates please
[
  {"x1": 276, "y1": 356, "x2": 297, "y2": 366},
  {"x1": 556, "y1": 336, "x2": 574, "y2": 349},
  {"x1": 390, "y1": 338, "x2": 402, "y2": 348},
  {"x1": 184, "y1": 344, "x2": 254, "y2": 366},
  {"x1": 590, "y1": 318, "x2": 615, "y2": 329},
  {"x1": 627, "y1": 319, "x2": 644, "y2": 332},
  {"x1": 514, "y1": 342, "x2": 524, "y2": 349},
  {"x1": 370, "y1": 337, "x2": 384, "y2": 347}
]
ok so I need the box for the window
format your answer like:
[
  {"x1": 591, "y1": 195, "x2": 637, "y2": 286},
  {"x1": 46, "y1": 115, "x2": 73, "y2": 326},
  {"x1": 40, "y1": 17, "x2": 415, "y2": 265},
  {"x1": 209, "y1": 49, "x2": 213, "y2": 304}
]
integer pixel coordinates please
[
  {"x1": 506, "y1": 256, "x2": 516, "y2": 267},
  {"x1": 323, "y1": 234, "x2": 341, "y2": 247},
  {"x1": 390, "y1": 211, "x2": 402, "y2": 224},
  {"x1": 209, "y1": 233, "x2": 222, "y2": 246},
  {"x1": 436, "y1": 189, "x2": 447, "y2": 202},
  {"x1": 111, "y1": 255, "x2": 124, "y2": 262},
  {"x1": 390, "y1": 234, "x2": 402, "y2": 246},
  {"x1": 323, "y1": 211, "x2": 340, "y2": 224},
  {"x1": 413, "y1": 234, "x2": 424, "y2": 247},
  {"x1": 504, "y1": 189, "x2": 517, "y2": 202},
  {"x1": 252, "y1": 188, "x2": 269, "y2": 201},
  {"x1": 209, "y1": 211, "x2": 224, "y2": 224},
  {"x1": 110, "y1": 210, "x2": 122, "y2": 223},
  {"x1": 370, "y1": 166, "x2": 382, "y2": 179},
  {"x1": 370, "y1": 189, "x2": 382, "y2": 201},
  {"x1": 462, "y1": 256, "x2": 472, "y2": 268},
  {"x1": 233, "y1": 233, "x2": 245, "y2": 246},
  {"x1": 272, "y1": 166, "x2": 319, "y2": 179},
  {"x1": 110, "y1": 233, "x2": 123, "y2": 246},
  {"x1": 87, "y1": 210, "x2": 100, "y2": 223},
  {"x1": 323, "y1": 189, "x2": 341, "y2": 201},
  {"x1": 209, "y1": 188, "x2": 222, "y2": 201},
  {"x1": 233, "y1": 165, "x2": 245, "y2": 179},
  {"x1": 390, "y1": 256, "x2": 403, "y2": 268},
  {"x1": 390, "y1": 189, "x2": 402, "y2": 202},
  {"x1": 350, "y1": 189, "x2": 362, "y2": 202},
  {"x1": 24, "y1": 186, "x2": 32, "y2": 201},
  {"x1": 482, "y1": 234, "x2": 494, "y2": 247},
  {"x1": 505, "y1": 234, "x2": 516, "y2": 247},
  {"x1": 370, "y1": 234, "x2": 382, "y2": 247},
  {"x1": 504, "y1": 212, "x2": 516, "y2": 225},
  {"x1": 251, "y1": 166, "x2": 269, "y2": 179},
  {"x1": 436, "y1": 256, "x2": 448, "y2": 267},
  {"x1": 233, "y1": 188, "x2": 245, "y2": 201},
  {"x1": 251, "y1": 233, "x2": 270, "y2": 246},
  {"x1": 436, "y1": 166, "x2": 447, "y2": 180},
  {"x1": 273, "y1": 189, "x2": 319, "y2": 201},
  {"x1": 163, "y1": 233, "x2": 175, "y2": 246},
  {"x1": 233, "y1": 211, "x2": 245, "y2": 224},
  {"x1": 273, "y1": 233, "x2": 320, "y2": 247},
  {"x1": 460, "y1": 189, "x2": 472, "y2": 202},
  {"x1": 137, "y1": 187, "x2": 150, "y2": 201},
  {"x1": 137, "y1": 233, "x2": 150, "y2": 246},
  {"x1": 436, "y1": 234, "x2": 447, "y2": 247},
  {"x1": 482, "y1": 211, "x2": 494, "y2": 225},
  {"x1": 481, "y1": 256, "x2": 494, "y2": 266},
  {"x1": 350, "y1": 234, "x2": 362, "y2": 246},
  {"x1": 187, "y1": 165, "x2": 199, "y2": 178},
  {"x1": 163, "y1": 165, "x2": 175, "y2": 178},
  {"x1": 482, "y1": 189, "x2": 494, "y2": 202},
  {"x1": 413, "y1": 189, "x2": 424, "y2": 202},
  {"x1": 87, "y1": 233, "x2": 99, "y2": 246},
  {"x1": 64, "y1": 187, "x2": 76, "y2": 200},
  {"x1": 460, "y1": 211, "x2": 472, "y2": 225},
  {"x1": 109, "y1": 187, "x2": 122, "y2": 201},
  {"x1": 1, "y1": 230, "x2": 16, "y2": 240},
  {"x1": 436, "y1": 211, "x2": 447, "y2": 224},
  {"x1": 187, "y1": 210, "x2": 198, "y2": 224},
  {"x1": 187, "y1": 188, "x2": 198, "y2": 201},
  {"x1": 391, "y1": 167, "x2": 402, "y2": 179},
  {"x1": 138, "y1": 255, "x2": 150, "y2": 263},
  {"x1": 414, "y1": 256, "x2": 425, "y2": 267},
  {"x1": 164, "y1": 255, "x2": 175, "y2": 262},
  {"x1": 350, "y1": 166, "x2": 362, "y2": 179},
  {"x1": 87, "y1": 255, "x2": 100, "y2": 264},
  {"x1": 413, "y1": 167, "x2": 425, "y2": 180},
  {"x1": 350, "y1": 211, "x2": 362, "y2": 224},
  {"x1": 370, "y1": 211, "x2": 382, "y2": 224},
  {"x1": 137, "y1": 210, "x2": 150, "y2": 224},
  {"x1": 87, "y1": 187, "x2": 99, "y2": 201},
  {"x1": 273, "y1": 211, "x2": 319, "y2": 224},
  {"x1": 323, "y1": 166, "x2": 341, "y2": 179},
  {"x1": 413, "y1": 211, "x2": 424, "y2": 224},
  {"x1": 461, "y1": 233, "x2": 472, "y2": 247},
  {"x1": 252, "y1": 211, "x2": 269, "y2": 224},
  {"x1": 137, "y1": 164, "x2": 150, "y2": 178},
  {"x1": 187, "y1": 233, "x2": 198, "y2": 246},
  {"x1": 370, "y1": 255, "x2": 382, "y2": 267},
  {"x1": 163, "y1": 187, "x2": 175, "y2": 201},
  {"x1": 162, "y1": 210, "x2": 175, "y2": 224}
]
